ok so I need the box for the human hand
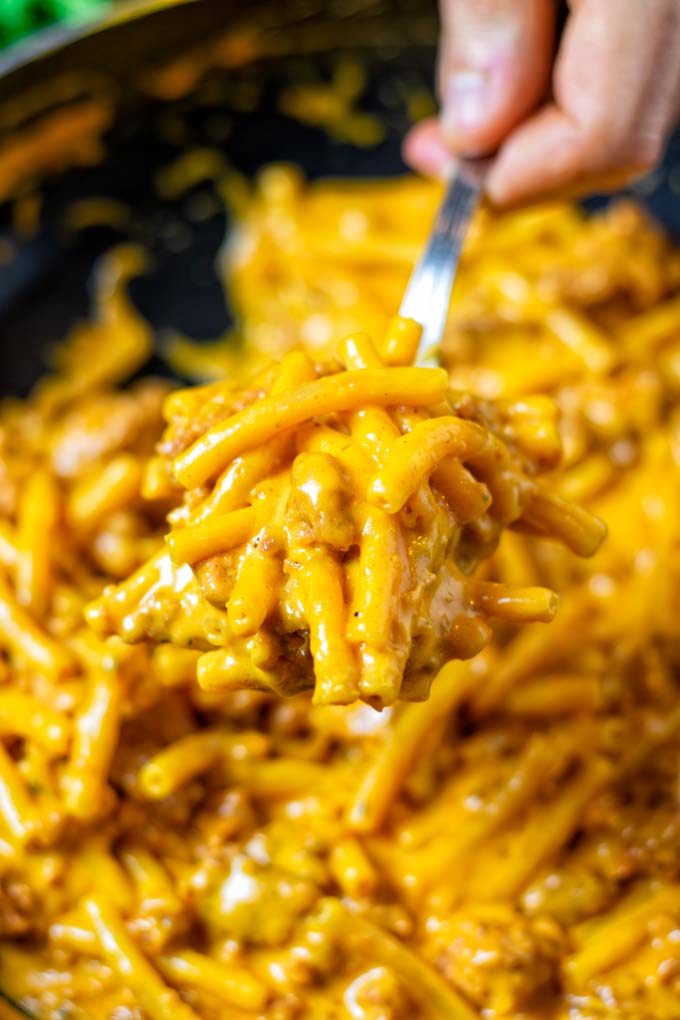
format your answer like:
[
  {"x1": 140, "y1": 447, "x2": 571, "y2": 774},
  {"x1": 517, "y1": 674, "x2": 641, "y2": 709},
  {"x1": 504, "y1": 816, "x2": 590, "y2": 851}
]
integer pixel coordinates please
[{"x1": 405, "y1": 0, "x2": 680, "y2": 205}]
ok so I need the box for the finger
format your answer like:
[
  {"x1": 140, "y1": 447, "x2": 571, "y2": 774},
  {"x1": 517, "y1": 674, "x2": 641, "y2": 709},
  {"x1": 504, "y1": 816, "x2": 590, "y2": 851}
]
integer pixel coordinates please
[
  {"x1": 487, "y1": 0, "x2": 680, "y2": 205},
  {"x1": 486, "y1": 106, "x2": 642, "y2": 206},
  {"x1": 402, "y1": 119, "x2": 457, "y2": 179},
  {"x1": 439, "y1": 0, "x2": 556, "y2": 155}
]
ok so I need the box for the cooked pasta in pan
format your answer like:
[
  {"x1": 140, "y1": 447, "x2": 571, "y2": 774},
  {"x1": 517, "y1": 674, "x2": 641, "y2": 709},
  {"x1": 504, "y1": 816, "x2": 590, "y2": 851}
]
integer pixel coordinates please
[{"x1": 0, "y1": 173, "x2": 679, "y2": 1020}]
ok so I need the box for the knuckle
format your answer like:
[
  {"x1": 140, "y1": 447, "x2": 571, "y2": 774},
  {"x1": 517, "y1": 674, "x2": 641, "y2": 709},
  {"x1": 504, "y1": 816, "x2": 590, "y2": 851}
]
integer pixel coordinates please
[
  {"x1": 629, "y1": 131, "x2": 665, "y2": 169},
  {"x1": 578, "y1": 117, "x2": 663, "y2": 174}
]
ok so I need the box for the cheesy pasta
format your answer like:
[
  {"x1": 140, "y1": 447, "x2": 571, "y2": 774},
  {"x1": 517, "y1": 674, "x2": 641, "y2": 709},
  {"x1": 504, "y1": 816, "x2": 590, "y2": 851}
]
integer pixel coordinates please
[
  {"x1": 88, "y1": 314, "x2": 603, "y2": 707},
  {"x1": 0, "y1": 171, "x2": 679, "y2": 1020}
]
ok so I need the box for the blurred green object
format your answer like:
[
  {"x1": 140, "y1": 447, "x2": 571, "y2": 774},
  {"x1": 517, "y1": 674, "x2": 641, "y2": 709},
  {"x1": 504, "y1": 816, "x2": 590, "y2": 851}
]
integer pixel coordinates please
[{"x1": 0, "y1": 0, "x2": 110, "y2": 47}]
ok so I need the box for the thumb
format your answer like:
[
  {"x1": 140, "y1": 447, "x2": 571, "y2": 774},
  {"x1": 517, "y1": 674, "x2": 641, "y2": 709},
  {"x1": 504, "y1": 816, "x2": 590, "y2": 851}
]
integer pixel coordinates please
[{"x1": 439, "y1": 0, "x2": 556, "y2": 155}]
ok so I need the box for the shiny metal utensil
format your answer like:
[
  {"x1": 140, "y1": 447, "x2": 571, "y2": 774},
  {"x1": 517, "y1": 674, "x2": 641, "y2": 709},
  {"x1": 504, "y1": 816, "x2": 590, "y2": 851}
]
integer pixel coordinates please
[{"x1": 401, "y1": 159, "x2": 490, "y2": 366}]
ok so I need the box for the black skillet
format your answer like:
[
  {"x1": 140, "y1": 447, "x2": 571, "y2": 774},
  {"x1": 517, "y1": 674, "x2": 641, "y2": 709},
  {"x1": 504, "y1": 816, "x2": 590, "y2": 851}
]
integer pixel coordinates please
[
  {"x1": 0, "y1": 0, "x2": 679, "y2": 398},
  {"x1": 0, "y1": 0, "x2": 438, "y2": 394},
  {"x1": 0, "y1": 2, "x2": 679, "y2": 1014}
]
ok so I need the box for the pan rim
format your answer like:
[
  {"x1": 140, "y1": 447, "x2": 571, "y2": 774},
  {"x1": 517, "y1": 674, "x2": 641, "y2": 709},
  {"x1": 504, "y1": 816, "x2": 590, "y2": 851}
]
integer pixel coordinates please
[{"x1": 0, "y1": 0, "x2": 202, "y2": 81}]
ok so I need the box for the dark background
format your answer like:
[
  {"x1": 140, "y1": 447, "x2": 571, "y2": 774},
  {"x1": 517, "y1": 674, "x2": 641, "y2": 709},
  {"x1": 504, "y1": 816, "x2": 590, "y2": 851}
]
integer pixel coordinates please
[{"x1": 0, "y1": 0, "x2": 677, "y2": 395}]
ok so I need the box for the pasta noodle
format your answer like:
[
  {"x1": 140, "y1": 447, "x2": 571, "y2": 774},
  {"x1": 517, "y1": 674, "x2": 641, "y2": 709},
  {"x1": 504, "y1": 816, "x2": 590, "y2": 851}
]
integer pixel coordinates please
[
  {"x1": 0, "y1": 169, "x2": 680, "y2": 1020},
  {"x1": 89, "y1": 327, "x2": 602, "y2": 707}
]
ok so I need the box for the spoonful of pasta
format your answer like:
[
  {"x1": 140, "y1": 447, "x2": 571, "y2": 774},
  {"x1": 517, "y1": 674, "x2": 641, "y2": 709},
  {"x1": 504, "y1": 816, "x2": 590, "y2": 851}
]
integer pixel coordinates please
[{"x1": 87, "y1": 167, "x2": 606, "y2": 708}]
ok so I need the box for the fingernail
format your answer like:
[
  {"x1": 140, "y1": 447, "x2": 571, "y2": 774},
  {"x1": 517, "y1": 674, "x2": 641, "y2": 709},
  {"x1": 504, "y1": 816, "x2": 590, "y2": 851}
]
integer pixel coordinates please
[{"x1": 442, "y1": 70, "x2": 491, "y2": 136}]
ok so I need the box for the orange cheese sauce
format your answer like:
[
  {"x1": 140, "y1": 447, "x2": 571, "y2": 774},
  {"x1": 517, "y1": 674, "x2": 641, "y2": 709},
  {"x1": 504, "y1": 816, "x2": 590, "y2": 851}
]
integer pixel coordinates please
[{"x1": 0, "y1": 172, "x2": 679, "y2": 1020}]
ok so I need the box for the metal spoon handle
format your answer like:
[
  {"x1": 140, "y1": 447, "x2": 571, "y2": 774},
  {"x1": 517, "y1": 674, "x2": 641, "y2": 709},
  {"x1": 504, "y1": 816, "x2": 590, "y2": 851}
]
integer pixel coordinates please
[{"x1": 400, "y1": 159, "x2": 490, "y2": 366}]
